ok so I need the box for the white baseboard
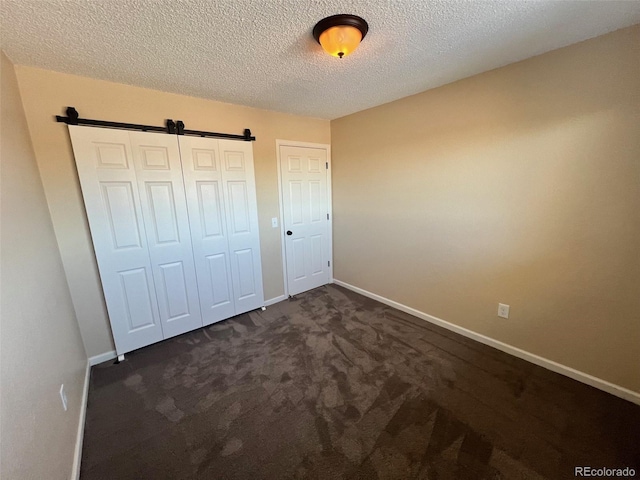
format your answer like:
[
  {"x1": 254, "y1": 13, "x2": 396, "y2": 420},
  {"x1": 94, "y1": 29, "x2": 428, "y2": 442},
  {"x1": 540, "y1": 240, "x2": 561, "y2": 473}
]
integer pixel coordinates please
[
  {"x1": 264, "y1": 295, "x2": 287, "y2": 307},
  {"x1": 70, "y1": 361, "x2": 90, "y2": 480},
  {"x1": 332, "y1": 279, "x2": 640, "y2": 406},
  {"x1": 89, "y1": 350, "x2": 117, "y2": 366}
]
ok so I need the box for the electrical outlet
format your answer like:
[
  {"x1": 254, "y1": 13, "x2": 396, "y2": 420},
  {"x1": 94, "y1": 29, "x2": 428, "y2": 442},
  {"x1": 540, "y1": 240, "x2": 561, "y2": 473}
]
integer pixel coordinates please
[
  {"x1": 498, "y1": 303, "x2": 510, "y2": 319},
  {"x1": 271, "y1": 217, "x2": 278, "y2": 228},
  {"x1": 59, "y1": 384, "x2": 68, "y2": 411}
]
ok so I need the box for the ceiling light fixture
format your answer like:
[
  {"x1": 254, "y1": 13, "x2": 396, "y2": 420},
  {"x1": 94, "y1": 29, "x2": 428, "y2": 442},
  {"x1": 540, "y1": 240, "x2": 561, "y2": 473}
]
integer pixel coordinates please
[{"x1": 313, "y1": 14, "x2": 369, "y2": 59}]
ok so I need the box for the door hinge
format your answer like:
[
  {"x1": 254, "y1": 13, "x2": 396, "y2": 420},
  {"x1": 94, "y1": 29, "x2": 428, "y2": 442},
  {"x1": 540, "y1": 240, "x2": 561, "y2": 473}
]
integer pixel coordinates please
[
  {"x1": 328, "y1": 260, "x2": 331, "y2": 267},
  {"x1": 327, "y1": 213, "x2": 329, "y2": 220},
  {"x1": 326, "y1": 162, "x2": 328, "y2": 170}
]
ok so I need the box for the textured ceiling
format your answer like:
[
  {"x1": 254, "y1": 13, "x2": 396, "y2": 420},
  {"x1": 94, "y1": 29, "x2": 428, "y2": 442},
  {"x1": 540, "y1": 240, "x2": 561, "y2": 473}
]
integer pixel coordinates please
[{"x1": 1, "y1": 1, "x2": 639, "y2": 119}]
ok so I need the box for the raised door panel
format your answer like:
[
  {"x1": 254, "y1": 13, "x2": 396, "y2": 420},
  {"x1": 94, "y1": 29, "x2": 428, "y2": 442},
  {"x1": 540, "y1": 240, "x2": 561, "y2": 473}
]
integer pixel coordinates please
[
  {"x1": 291, "y1": 238, "x2": 306, "y2": 280},
  {"x1": 309, "y1": 181, "x2": 323, "y2": 223},
  {"x1": 310, "y1": 234, "x2": 325, "y2": 276},
  {"x1": 68, "y1": 126, "x2": 163, "y2": 354},
  {"x1": 178, "y1": 136, "x2": 235, "y2": 325},
  {"x1": 101, "y1": 182, "x2": 143, "y2": 250},
  {"x1": 94, "y1": 143, "x2": 130, "y2": 169},
  {"x1": 158, "y1": 261, "x2": 191, "y2": 320},
  {"x1": 118, "y1": 267, "x2": 157, "y2": 331},
  {"x1": 219, "y1": 140, "x2": 264, "y2": 314},
  {"x1": 234, "y1": 249, "x2": 257, "y2": 299},
  {"x1": 288, "y1": 182, "x2": 304, "y2": 226},
  {"x1": 198, "y1": 181, "x2": 225, "y2": 238},
  {"x1": 228, "y1": 181, "x2": 251, "y2": 234},
  {"x1": 129, "y1": 131, "x2": 203, "y2": 339},
  {"x1": 206, "y1": 253, "x2": 232, "y2": 307},
  {"x1": 145, "y1": 182, "x2": 180, "y2": 244},
  {"x1": 280, "y1": 145, "x2": 330, "y2": 296}
]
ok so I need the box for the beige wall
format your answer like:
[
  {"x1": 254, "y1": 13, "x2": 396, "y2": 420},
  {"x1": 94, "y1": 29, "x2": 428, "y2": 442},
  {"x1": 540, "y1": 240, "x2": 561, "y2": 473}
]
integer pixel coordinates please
[
  {"x1": 1, "y1": 52, "x2": 87, "y2": 479},
  {"x1": 331, "y1": 26, "x2": 640, "y2": 393},
  {"x1": 14, "y1": 68, "x2": 330, "y2": 357}
]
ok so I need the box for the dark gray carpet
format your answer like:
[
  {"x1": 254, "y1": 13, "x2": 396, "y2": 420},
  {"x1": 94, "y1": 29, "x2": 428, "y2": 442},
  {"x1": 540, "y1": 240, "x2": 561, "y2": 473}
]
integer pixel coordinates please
[{"x1": 81, "y1": 284, "x2": 640, "y2": 479}]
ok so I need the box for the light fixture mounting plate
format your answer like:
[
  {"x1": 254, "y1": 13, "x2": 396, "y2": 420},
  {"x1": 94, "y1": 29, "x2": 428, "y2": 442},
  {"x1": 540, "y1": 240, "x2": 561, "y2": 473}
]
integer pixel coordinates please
[{"x1": 312, "y1": 14, "x2": 369, "y2": 44}]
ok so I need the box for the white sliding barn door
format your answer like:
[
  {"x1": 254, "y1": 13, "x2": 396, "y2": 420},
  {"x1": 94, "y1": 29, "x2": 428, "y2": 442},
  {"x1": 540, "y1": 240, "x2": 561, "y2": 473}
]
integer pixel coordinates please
[
  {"x1": 69, "y1": 126, "x2": 163, "y2": 354},
  {"x1": 280, "y1": 145, "x2": 330, "y2": 296},
  {"x1": 129, "y1": 131, "x2": 203, "y2": 338},
  {"x1": 179, "y1": 137, "x2": 264, "y2": 318},
  {"x1": 178, "y1": 136, "x2": 235, "y2": 325},
  {"x1": 219, "y1": 139, "x2": 264, "y2": 314},
  {"x1": 71, "y1": 126, "x2": 265, "y2": 353}
]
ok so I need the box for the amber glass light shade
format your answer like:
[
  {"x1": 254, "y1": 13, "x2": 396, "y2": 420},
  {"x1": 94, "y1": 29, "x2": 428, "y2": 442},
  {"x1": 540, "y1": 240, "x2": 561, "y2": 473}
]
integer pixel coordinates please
[
  {"x1": 318, "y1": 25, "x2": 363, "y2": 58},
  {"x1": 313, "y1": 14, "x2": 369, "y2": 59}
]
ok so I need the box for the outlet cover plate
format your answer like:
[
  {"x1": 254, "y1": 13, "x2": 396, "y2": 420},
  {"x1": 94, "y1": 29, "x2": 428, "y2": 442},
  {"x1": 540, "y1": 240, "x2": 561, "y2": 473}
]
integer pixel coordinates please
[{"x1": 498, "y1": 303, "x2": 510, "y2": 319}]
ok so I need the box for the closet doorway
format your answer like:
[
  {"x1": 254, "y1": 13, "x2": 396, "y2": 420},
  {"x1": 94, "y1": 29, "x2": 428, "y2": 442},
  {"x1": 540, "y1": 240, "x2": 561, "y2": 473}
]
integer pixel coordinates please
[
  {"x1": 69, "y1": 125, "x2": 264, "y2": 354},
  {"x1": 277, "y1": 141, "x2": 333, "y2": 297}
]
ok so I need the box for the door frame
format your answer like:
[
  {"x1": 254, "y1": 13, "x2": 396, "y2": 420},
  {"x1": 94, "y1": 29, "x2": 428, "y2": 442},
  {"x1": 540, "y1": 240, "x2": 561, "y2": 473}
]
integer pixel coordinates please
[{"x1": 276, "y1": 139, "x2": 333, "y2": 298}]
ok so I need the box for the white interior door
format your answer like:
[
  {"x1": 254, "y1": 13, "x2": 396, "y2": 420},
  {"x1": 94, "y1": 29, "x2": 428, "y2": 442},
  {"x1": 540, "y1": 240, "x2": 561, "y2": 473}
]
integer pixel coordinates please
[
  {"x1": 219, "y1": 139, "x2": 265, "y2": 314},
  {"x1": 178, "y1": 136, "x2": 236, "y2": 325},
  {"x1": 280, "y1": 145, "x2": 330, "y2": 296},
  {"x1": 69, "y1": 126, "x2": 163, "y2": 354},
  {"x1": 129, "y1": 131, "x2": 203, "y2": 338}
]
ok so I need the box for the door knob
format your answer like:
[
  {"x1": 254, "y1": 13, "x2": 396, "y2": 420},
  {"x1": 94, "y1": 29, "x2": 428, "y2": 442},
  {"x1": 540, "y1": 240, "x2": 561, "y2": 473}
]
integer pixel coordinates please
[{"x1": 286, "y1": 230, "x2": 293, "y2": 236}]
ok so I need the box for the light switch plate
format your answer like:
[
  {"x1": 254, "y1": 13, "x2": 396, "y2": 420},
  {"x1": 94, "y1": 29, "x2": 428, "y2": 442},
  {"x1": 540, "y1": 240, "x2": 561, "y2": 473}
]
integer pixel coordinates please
[{"x1": 272, "y1": 217, "x2": 278, "y2": 228}]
